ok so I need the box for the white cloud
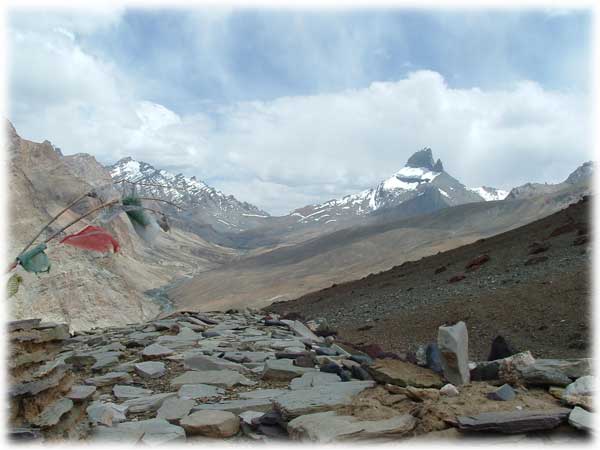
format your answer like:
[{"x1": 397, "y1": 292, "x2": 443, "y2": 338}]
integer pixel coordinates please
[{"x1": 8, "y1": 16, "x2": 591, "y2": 215}]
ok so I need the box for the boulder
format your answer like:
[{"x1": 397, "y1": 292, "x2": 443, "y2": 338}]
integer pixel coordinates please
[
  {"x1": 180, "y1": 410, "x2": 240, "y2": 438},
  {"x1": 568, "y1": 406, "x2": 594, "y2": 432},
  {"x1": 562, "y1": 375, "x2": 595, "y2": 410},
  {"x1": 488, "y1": 336, "x2": 518, "y2": 361},
  {"x1": 438, "y1": 321, "x2": 470, "y2": 385},
  {"x1": 367, "y1": 359, "x2": 443, "y2": 388}
]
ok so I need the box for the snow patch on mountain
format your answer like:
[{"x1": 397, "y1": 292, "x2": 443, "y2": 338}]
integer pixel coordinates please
[{"x1": 468, "y1": 186, "x2": 509, "y2": 202}]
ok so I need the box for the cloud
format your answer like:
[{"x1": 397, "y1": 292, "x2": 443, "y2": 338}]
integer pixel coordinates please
[{"x1": 8, "y1": 11, "x2": 592, "y2": 216}]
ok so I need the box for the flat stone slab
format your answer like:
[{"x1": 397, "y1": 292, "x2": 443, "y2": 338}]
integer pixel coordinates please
[
  {"x1": 31, "y1": 398, "x2": 73, "y2": 427},
  {"x1": 171, "y1": 370, "x2": 256, "y2": 388},
  {"x1": 66, "y1": 385, "x2": 96, "y2": 401},
  {"x1": 115, "y1": 418, "x2": 186, "y2": 445},
  {"x1": 183, "y1": 353, "x2": 248, "y2": 373},
  {"x1": 533, "y1": 359, "x2": 592, "y2": 379},
  {"x1": 122, "y1": 392, "x2": 177, "y2": 413},
  {"x1": 178, "y1": 383, "x2": 224, "y2": 400},
  {"x1": 157, "y1": 397, "x2": 196, "y2": 422},
  {"x1": 273, "y1": 381, "x2": 375, "y2": 420},
  {"x1": 192, "y1": 398, "x2": 274, "y2": 415},
  {"x1": 113, "y1": 384, "x2": 153, "y2": 399},
  {"x1": 456, "y1": 408, "x2": 571, "y2": 434},
  {"x1": 90, "y1": 427, "x2": 145, "y2": 444},
  {"x1": 11, "y1": 365, "x2": 68, "y2": 397},
  {"x1": 135, "y1": 361, "x2": 166, "y2": 379},
  {"x1": 87, "y1": 401, "x2": 128, "y2": 426},
  {"x1": 288, "y1": 411, "x2": 417, "y2": 442},
  {"x1": 367, "y1": 359, "x2": 443, "y2": 388},
  {"x1": 290, "y1": 372, "x2": 342, "y2": 390},
  {"x1": 239, "y1": 388, "x2": 288, "y2": 399},
  {"x1": 262, "y1": 359, "x2": 317, "y2": 381},
  {"x1": 141, "y1": 343, "x2": 175, "y2": 360},
  {"x1": 281, "y1": 320, "x2": 324, "y2": 343},
  {"x1": 180, "y1": 410, "x2": 240, "y2": 438},
  {"x1": 85, "y1": 371, "x2": 132, "y2": 387}
]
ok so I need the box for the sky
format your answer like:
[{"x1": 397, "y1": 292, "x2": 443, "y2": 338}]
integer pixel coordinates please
[{"x1": 7, "y1": 6, "x2": 594, "y2": 215}]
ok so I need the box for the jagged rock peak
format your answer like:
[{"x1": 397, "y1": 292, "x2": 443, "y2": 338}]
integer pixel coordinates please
[
  {"x1": 565, "y1": 161, "x2": 593, "y2": 185},
  {"x1": 405, "y1": 148, "x2": 440, "y2": 171}
]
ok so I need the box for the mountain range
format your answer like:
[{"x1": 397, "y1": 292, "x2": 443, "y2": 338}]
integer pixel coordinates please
[{"x1": 6, "y1": 120, "x2": 593, "y2": 330}]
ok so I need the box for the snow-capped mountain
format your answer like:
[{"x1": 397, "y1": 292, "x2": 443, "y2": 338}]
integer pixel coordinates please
[
  {"x1": 108, "y1": 157, "x2": 269, "y2": 234},
  {"x1": 291, "y1": 148, "x2": 487, "y2": 226},
  {"x1": 467, "y1": 186, "x2": 509, "y2": 202}
]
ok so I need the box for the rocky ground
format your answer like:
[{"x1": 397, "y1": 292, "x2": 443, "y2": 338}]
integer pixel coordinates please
[
  {"x1": 7, "y1": 310, "x2": 594, "y2": 444},
  {"x1": 267, "y1": 196, "x2": 592, "y2": 360}
]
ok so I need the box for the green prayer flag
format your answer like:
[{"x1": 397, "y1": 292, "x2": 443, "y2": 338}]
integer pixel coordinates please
[
  {"x1": 7, "y1": 273, "x2": 23, "y2": 297},
  {"x1": 16, "y1": 243, "x2": 51, "y2": 274}
]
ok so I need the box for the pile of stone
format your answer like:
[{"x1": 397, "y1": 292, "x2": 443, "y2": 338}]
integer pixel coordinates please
[
  {"x1": 8, "y1": 319, "x2": 94, "y2": 441},
  {"x1": 6, "y1": 313, "x2": 595, "y2": 444}
]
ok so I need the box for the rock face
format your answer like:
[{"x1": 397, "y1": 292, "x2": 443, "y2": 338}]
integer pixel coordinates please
[
  {"x1": 180, "y1": 410, "x2": 240, "y2": 438},
  {"x1": 438, "y1": 321, "x2": 470, "y2": 385}
]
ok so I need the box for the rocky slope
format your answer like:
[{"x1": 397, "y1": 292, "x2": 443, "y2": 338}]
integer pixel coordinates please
[
  {"x1": 6, "y1": 121, "x2": 238, "y2": 331},
  {"x1": 267, "y1": 196, "x2": 592, "y2": 360},
  {"x1": 7, "y1": 311, "x2": 592, "y2": 443}
]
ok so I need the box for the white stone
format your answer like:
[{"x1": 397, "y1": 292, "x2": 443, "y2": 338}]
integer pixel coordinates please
[
  {"x1": 440, "y1": 384, "x2": 460, "y2": 397},
  {"x1": 438, "y1": 321, "x2": 470, "y2": 385}
]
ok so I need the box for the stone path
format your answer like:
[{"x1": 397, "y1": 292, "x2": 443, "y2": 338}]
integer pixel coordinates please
[{"x1": 7, "y1": 311, "x2": 595, "y2": 444}]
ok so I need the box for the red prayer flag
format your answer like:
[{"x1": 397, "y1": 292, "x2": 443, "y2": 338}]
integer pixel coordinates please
[{"x1": 60, "y1": 225, "x2": 120, "y2": 253}]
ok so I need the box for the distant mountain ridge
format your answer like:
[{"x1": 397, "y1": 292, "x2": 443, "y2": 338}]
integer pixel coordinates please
[{"x1": 108, "y1": 157, "x2": 270, "y2": 234}]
